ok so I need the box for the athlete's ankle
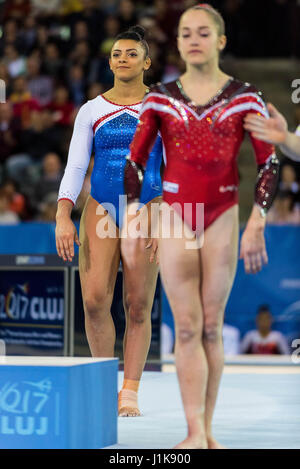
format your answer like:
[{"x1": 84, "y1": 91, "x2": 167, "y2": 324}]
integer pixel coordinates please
[{"x1": 121, "y1": 378, "x2": 140, "y2": 393}]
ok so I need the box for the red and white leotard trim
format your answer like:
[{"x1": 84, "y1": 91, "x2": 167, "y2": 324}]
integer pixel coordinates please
[{"x1": 129, "y1": 78, "x2": 279, "y2": 230}]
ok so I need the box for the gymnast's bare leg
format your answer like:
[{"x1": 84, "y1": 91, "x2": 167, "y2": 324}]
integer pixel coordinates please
[
  {"x1": 159, "y1": 203, "x2": 238, "y2": 449},
  {"x1": 119, "y1": 198, "x2": 160, "y2": 416}
]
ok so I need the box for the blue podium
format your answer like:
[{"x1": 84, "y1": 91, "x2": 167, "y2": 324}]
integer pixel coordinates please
[{"x1": 0, "y1": 357, "x2": 118, "y2": 449}]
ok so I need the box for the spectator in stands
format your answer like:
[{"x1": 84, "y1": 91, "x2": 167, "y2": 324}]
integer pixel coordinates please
[
  {"x1": 34, "y1": 24, "x2": 49, "y2": 51},
  {"x1": 42, "y1": 42, "x2": 64, "y2": 79},
  {"x1": 99, "y1": 15, "x2": 120, "y2": 55},
  {"x1": 88, "y1": 14, "x2": 120, "y2": 86},
  {"x1": 240, "y1": 305, "x2": 290, "y2": 354},
  {"x1": 48, "y1": 85, "x2": 74, "y2": 128},
  {"x1": 0, "y1": 101, "x2": 22, "y2": 165},
  {"x1": 0, "y1": 19, "x2": 22, "y2": 55},
  {"x1": 78, "y1": 0, "x2": 106, "y2": 47},
  {"x1": 9, "y1": 75, "x2": 40, "y2": 129},
  {"x1": 34, "y1": 152, "x2": 63, "y2": 206},
  {"x1": 72, "y1": 20, "x2": 91, "y2": 46},
  {"x1": 19, "y1": 15, "x2": 38, "y2": 55},
  {"x1": 26, "y1": 55, "x2": 54, "y2": 107},
  {"x1": 1, "y1": 179, "x2": 28, "y2": 220},
  {"x1": 67, "y1": 64, "x2": 86, "y2": 107},
  {"x1": 162, "y1": 49, "x2": 183, "y2": 84},
  {"x1": 117, "y1": 0, "x2": 138, "y2": 31},
  {"x1": 2, "y1": 44, "x2": 26, "y2": 79},
  {"x1": 68, "y1": 39, "x2": 92, "y2": 77},
  {"x1": 3, "y1": 0, "x2": 31, "y2": 21},
  {"x1": 20, "y1": 109, "x2": 61, "y2": 162},
  {"x1": 279, "y1": 164, "x2": 299, "y2": 194},
  {"x1": 139, "y1": 14, "x2": 168, "y2": 46},
  {"x1": 37, "y1": 193, "x2": 58, "y2": 222},
  {"x1": 154, "y1": 0, "x2": 179, "y2": 40},
  {"x1": 267, "y1": 190, "x2": 300, "y2": 225},
  {"x1": 0, "y1": 188, "x2": 20, "y2": 225}
]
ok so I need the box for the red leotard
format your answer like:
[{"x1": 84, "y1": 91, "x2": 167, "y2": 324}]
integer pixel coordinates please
[{"x1": 129, "y1": 78, "x2": 278, "y2": 231}]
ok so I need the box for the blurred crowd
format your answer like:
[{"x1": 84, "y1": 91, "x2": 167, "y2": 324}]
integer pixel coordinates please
[{"x1": 0, "y1": 0, "x2": 300, "y2": 223}]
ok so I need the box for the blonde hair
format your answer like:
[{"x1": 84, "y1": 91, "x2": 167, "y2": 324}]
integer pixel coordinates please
[{"x1": 181, "y1": 3, "x2": 225, "y2": 37}]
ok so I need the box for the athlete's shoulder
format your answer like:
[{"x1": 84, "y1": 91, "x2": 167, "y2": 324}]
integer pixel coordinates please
[
  {"x1": 228, "y1": 78, "x2": 265, "y2": 100},
  {"x1": 270, "y1": 330, "x2": 285, "y2": 340},
  {"x1": 243, "y1": 330, "x2": 258, "y2": 340},
  {"x1": 146, "y1": 80, "x2": 181, "y2": 100},
  {"x1": 87, "y1": 94, "x2": 109, "y2": 109}
]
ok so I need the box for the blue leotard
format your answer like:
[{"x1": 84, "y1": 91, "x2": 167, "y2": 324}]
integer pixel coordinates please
[{"x1": 58, "y1": 94, "x2": 162, "y2": 227}]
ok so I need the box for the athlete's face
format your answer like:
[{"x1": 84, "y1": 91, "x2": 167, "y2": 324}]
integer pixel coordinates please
[
  {"x1": 110, "y1": 39, "x2": 151, "y2": 82},
  {"x1": 177, "y1": 10, "x2": 226, "y2": 66},
  {"x1": 257, "y1": 312, "x2": 272, "y2": 334}
]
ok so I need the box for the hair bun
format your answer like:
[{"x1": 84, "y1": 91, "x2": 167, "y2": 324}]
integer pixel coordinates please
[{"x1": 129, "y1": 25, "x2": 146, "y2": 40}]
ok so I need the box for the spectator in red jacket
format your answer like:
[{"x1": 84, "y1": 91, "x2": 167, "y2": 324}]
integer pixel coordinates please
[{"x1": 48, "y1": 85, "x2": 74, "y2": 127}]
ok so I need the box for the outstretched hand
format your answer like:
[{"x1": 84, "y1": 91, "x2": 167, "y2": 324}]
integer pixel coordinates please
[{"x1": 244, "y1": 103, "x2": 288, "y2": 145}]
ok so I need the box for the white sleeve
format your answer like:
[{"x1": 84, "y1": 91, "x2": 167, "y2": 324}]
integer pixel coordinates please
[
  {"x1": 275, "y1": 332, "x2": 290, "y2": 355},
  {"x1": 296, "y1": 125, "x2": 300, "y2": 137},
  {"x1": 58, "y1": 101, "x2": 93, "y2": 205},
  {"x1": 240, "y1": 331, "x2": 254, "y2": 353}
]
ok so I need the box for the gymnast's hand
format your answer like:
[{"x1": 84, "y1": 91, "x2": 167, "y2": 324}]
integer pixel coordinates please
[
  {"x1": 244, "y1": 103, "x2": 288, "y2": 145},
  {"x1": 239, "y1": 215, "x2": 268, "y2": 275},
  {"x1": 55, "y1": 216, "x2": 81, "y2": 262},
  {"x1": 146, "y1": 238, "x2": 159, "y2": 265}
]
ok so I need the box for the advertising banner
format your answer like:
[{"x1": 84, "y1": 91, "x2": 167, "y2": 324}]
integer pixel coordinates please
[{"x1": 0, "y1": 268, "x2": 67, "y2": 356}]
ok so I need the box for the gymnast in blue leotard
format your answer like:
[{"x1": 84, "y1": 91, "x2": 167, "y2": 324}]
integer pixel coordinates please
[
  {"x1": 56, "y1": 26, "x2": 162, "y2": 417},
  {"x1": 58, "y1": 92, "x2": 162, "y2": 227}
]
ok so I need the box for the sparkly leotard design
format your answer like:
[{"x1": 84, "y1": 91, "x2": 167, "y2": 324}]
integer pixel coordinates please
[
  {"x1": 58, "y1": 94, "x2": 162, "y2": 227},
  {"x1": 128, "y1": 78, "x2": 279, "y2": 231}
]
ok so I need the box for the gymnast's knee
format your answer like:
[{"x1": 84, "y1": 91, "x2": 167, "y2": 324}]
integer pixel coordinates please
[
  {"x1": 83, "y1": 291, "x2": 111, "y2": 322},
  {"x1": 124, "y1": 294, "x2": 150, "y2": 324},
  {"x1": 203, "y1": 321, "x2": 223, "y2": 344},
  {"x1": 176, "y1": 319, "x2": 201, "y2": 345}
]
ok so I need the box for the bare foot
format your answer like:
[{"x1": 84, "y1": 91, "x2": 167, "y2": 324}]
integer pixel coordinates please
[
  {"x1": 118, "y1": 406, "x2": 141, "y2": 417},
  {"x1": 118, "y1": 390, "x2": 141, "y2": 417},
  {"x1": 207, "y1": 437, "x2": 227, "y2": 449},
  {"x1": 173, "y1": 436, "x2": 208, "y2": 449}
]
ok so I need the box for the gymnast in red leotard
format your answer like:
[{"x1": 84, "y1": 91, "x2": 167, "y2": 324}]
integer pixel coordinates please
[
  {"x1": 127, "y1": 77, "x2": 279, "y2": 232},
  {"x1": 122, "y1": 4, "x2": 279, "y2": 449}
]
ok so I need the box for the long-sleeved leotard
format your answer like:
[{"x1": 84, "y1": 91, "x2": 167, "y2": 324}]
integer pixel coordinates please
[
  {"x1": 58, "y1": 94, "x2": 162, "y2": 227},
  {"x1": 126, "y1": 78, "x2": 279, "y2": 231}
]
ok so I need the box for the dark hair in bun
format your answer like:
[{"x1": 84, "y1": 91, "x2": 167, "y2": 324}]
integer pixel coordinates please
[{"x1": 114, "y1": 25, "x2": 149, "y2": 58}]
